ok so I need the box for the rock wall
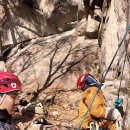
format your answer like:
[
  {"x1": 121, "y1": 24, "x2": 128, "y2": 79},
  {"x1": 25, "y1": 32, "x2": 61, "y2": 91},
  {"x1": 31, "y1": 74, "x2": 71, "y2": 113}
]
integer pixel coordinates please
[
  {"x1": 0, "y1": 0, "x2": 84, "y2": 46},
  {"x1": 6, "y1": 27, "x2": 99, "y2": 93},
  {"x1": 1, "y1": 0, "x2": 100, "y2": 94},
  {"x1": 1, "y1": 0, "x2": 130, "y2": 129},
  {"x1": 99, "y1": 0, "x2": 130, "y2": 129}
]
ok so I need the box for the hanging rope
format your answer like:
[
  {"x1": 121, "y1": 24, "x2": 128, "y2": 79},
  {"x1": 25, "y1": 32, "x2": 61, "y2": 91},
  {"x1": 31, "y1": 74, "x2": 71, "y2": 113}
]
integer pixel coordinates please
[
  {"x1": 77, "y1": 24, "x2": 130, "y2": 130},
  {"x1": 117, "y1": 52, "x2": 127, "y2": 98},
  {"x1": 116, "y1": 0, "x2": 128, "y2": 98}
]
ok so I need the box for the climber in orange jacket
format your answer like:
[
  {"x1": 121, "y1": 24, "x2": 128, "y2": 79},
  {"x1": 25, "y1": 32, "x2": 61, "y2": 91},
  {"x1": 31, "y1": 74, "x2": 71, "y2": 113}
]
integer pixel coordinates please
[{"x1": 77, "y1": 74, "x2": 123, "y2": 130}]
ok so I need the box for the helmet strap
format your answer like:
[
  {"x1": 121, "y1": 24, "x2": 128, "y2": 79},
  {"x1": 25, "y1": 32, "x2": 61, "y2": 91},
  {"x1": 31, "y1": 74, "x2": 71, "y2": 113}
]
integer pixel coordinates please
[{"x1": 0, "y1": 94, "x2": 6, "y2": 105}]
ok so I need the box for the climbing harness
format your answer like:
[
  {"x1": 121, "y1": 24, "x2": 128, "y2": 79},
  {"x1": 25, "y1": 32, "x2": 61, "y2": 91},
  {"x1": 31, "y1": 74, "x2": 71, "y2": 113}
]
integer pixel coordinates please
[
  {"x1": 77, "y1": 25, "x2": 130, "y2": 130},
  {"x1": 90, "y1": 119, "x2": 110, "y2": 130}
]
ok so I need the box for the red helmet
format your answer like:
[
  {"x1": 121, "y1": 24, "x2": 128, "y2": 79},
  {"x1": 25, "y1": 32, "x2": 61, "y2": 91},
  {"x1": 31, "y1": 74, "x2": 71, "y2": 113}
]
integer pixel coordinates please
[
  {"x1": 77, "y1": 74, "x2": 98, "y2": 91},
  {"x1": 0, "y1": 72, "x2": 21, "y2": 93}
]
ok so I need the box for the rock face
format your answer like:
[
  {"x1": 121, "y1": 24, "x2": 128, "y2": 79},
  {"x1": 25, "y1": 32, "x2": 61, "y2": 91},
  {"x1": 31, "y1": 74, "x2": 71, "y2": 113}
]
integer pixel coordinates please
[
  {"x1": 0, "y1": 0, "x2": 84, "y2": 45},
  {"x1": 7, "y1": 27, "x2": 98, "y2": 92},
  {"x1": 0, "y1": 0, "x2": 130, "y2": 129},
  {"x1": 99, "y1": 0, "x2": 130, "y2": 129}
]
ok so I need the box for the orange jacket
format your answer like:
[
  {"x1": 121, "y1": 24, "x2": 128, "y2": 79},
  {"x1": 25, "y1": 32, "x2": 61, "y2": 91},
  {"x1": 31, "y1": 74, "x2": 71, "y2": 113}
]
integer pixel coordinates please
[{"x1": 79, "y1": 86, "x2": 116, "y2": 130}]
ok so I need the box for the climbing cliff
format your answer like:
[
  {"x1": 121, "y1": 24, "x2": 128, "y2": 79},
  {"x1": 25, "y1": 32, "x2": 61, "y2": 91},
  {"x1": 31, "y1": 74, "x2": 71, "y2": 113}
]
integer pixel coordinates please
[
  {"x1": 0, "y1": 0, "x2": 130, "y2": 129},
  {"x1": 99, "y1": 0, "x2": 130, "y2": 129}
]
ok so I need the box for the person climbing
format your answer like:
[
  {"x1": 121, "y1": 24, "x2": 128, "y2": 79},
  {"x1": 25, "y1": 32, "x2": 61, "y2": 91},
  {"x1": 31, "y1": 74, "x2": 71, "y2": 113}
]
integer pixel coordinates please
[
  {"x1": 77, "y1": 73, "x2": 124, "y2": 130},
  {"x1": 0, "y1": 72, "x2": 22, "y2": 130}
]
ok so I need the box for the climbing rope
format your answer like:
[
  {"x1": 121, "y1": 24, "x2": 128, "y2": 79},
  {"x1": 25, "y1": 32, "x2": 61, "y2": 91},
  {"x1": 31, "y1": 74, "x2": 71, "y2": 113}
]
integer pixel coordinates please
[
  {"x1": 117, "y1": 52, "x2": 127, "y2": 98},
  {"x1": 77, "y1": 24, "x2": 130, "y2": 130},
  {"x1": 116, "y1": 0, "x2": 128, "y2": 98}
]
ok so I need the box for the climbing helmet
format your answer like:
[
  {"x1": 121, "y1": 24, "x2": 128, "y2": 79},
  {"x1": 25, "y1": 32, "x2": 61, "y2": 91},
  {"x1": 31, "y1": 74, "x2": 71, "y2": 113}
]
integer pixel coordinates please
[
  {"x1": 0, "y1": 72, "x2": 21, "y2": 93},
  {"x1": 77, "y1": 74, "x2": 99, "y2": 91}
]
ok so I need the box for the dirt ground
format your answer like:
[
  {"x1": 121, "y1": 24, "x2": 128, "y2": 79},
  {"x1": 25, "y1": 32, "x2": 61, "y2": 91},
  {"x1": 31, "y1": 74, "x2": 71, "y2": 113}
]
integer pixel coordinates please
[{"x1": 13, "y1": 87, "x2": 82, "y2": 130}]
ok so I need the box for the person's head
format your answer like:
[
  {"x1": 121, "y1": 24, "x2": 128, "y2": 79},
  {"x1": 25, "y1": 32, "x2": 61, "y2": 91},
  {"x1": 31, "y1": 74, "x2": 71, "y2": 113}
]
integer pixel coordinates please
[
  {"x1": 0, "y1": 72, "x2": 21, "y2": 115},
  {"x1": 77, "y1": 74, "x2": 99, "y2": 91}
]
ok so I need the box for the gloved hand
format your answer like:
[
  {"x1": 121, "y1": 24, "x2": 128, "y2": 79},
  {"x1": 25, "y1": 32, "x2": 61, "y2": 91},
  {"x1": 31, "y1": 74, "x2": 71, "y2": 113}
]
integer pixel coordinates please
[{"x1": 105, "y1": 107, "x2": 123, "y2": 127}]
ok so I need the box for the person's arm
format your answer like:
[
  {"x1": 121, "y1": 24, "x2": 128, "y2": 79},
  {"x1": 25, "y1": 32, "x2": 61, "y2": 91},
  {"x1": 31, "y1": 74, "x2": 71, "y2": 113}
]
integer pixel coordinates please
[{"x1": 83, "y1": 89, "x2": 105, "y2": 118}]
